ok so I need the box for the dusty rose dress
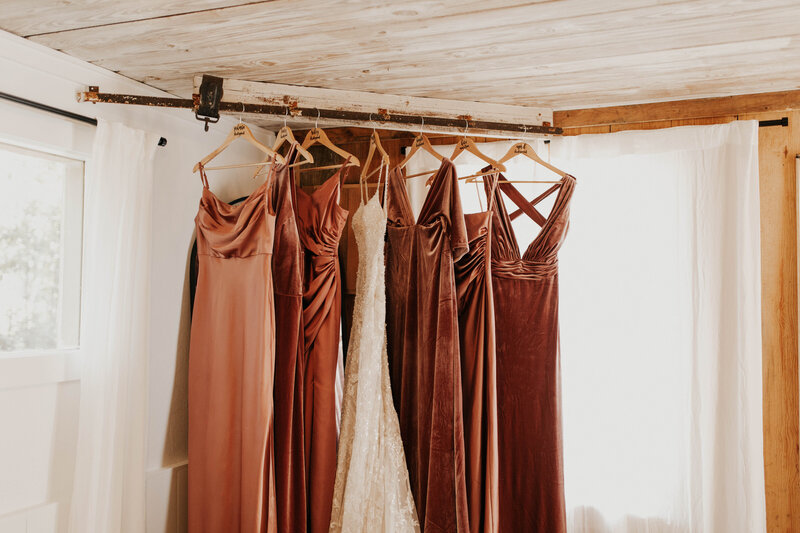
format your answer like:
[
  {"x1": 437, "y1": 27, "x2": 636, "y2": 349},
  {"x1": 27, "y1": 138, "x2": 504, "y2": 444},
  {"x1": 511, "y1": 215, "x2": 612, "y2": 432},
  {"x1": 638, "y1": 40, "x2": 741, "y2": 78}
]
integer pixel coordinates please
[
  {"x1": 294, "y1": 162, "x2": 349, "y2": 533},
  {"x1": 454, "y1": 177, "x2": 500, "y2": 533},
  {"x1": 385, "y1": 159, "x2": 470, "y2": 533},
  {"x1": 270, "y1": 147, "x2": 308, "y2": 533},
  {"x1": 189, "y1": 166, "x2": 278, "y2": 533},
  {"x1": 484, "y1": 173, "x2": 576, "y2": 532}
]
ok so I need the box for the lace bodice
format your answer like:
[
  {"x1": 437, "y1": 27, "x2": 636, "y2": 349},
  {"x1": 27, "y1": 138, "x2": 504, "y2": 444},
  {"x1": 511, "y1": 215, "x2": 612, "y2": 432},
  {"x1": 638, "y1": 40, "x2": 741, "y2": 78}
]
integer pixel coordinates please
[{"x1": 328, "y1": 172, "x2": 420, "y2": 533}]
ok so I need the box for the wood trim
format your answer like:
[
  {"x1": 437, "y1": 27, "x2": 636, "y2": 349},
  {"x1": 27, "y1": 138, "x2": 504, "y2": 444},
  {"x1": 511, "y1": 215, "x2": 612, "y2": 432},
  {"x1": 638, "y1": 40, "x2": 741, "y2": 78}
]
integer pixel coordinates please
[{"x1": 555, "y1": 90, "x2": 800, "y2": 128}]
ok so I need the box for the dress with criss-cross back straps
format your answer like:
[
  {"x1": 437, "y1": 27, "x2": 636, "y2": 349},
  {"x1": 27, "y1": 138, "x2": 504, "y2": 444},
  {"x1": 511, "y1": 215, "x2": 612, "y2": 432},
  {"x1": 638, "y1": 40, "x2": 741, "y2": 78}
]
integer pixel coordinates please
[
  {"x1": 188, "y1": 164, "x2": 278, "y2": 533},
  {"x1": 385, "y1": 158, "x2": 470, "y2": 533},
  {"x1": 294, "y1": 160, "x2": 350, "y2": 533},
  {"x1": 329, "y1": 167, "x2": 420, "y2": 533},
  {"x1": 483, "y1": 172, "x2": 576, "y2": 533},
  {"x1": 454, "y1": 177, "x2": 501, "y2": 533}
]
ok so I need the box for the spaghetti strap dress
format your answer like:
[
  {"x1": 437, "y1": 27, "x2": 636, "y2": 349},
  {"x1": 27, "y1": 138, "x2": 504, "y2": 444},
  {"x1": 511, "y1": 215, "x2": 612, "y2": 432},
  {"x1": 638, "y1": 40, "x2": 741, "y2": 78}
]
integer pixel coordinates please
[
  {"x1": 454, "y1": 177, "x2": 500, "y2": 533},
  {"x1": 270, "y1": 146, "x2": 308, "y2": 533},
  {"x1": 294, "y1": 160, "x2": 350, "y2": 533},
  {"x1": 385, "y1": 158, "x2": 471, "y2": 533},
  {"x1": 484, "y1": 173, "x2": 576, "y2": 533},
  {"x1": 188, "y1": 165, "x2": 278, "y2": 533}
]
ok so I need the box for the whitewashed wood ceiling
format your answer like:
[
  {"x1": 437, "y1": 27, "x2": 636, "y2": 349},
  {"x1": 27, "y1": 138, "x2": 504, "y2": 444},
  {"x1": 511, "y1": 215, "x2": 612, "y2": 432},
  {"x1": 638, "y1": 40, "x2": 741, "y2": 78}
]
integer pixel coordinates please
[{"x1": 2, "y1": 0, "x2": 800, "y2": 110}]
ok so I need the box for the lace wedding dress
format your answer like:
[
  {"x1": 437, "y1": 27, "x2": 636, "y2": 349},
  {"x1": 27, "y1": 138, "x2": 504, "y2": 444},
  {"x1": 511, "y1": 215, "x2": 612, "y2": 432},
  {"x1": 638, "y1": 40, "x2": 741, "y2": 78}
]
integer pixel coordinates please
[{"x1": 329, "y1": 169, "x2": 420, "y2": 533}]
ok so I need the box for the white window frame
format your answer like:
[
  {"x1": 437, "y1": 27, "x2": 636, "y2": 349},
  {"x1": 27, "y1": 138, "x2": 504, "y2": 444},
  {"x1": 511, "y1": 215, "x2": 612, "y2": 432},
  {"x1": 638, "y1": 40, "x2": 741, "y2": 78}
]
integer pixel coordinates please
[{"x1": 0, "y1": 99, "x2": 94, "y2": 387}]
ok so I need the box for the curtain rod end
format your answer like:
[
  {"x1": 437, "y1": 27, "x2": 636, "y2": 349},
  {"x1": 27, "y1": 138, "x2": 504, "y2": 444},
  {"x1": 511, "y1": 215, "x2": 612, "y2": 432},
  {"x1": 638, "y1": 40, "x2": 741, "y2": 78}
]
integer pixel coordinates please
[{"x1": 158, "y1": 137, "x2": 167, "y2": 147}]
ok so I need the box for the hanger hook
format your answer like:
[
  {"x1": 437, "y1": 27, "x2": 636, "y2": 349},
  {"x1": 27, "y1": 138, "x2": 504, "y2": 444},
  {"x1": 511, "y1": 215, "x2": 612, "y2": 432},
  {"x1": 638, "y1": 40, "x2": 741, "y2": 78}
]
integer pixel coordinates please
[
  {"x1": 239, "y1": 102, "x2": 244, "y2": 124},
  {"x1": 419, "y1": 116, "x2": 424, "y2": 135},
  {"x1": 464, "y1": 119, "x2": 469, "y2": 137},
  {"x1": 369, "y1": 113, "x2": 376, "y2": 133},
  {"x1": 315, "y1": 108, "x2": 321, "y2": 129}
]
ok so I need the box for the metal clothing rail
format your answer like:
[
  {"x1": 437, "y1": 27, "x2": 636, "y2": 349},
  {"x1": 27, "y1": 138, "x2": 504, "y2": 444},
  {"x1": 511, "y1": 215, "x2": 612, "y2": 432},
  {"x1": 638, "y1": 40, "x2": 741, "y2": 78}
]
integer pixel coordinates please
[
  {"x1": 77, "y1": 77, "x2": 562, "y2": 137},
  {"x1": 0, "y1": 91, "x2": 167, "y2": 146}
]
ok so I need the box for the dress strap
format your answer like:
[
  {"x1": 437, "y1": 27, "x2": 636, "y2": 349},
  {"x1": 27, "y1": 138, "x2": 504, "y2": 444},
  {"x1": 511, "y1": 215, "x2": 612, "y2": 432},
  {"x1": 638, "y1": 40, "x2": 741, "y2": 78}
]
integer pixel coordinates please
[
  {"x1": 198, "y1": 162, "x2": 210, "y2": 189},
  {"x1": 508, "y1": 182, "x2": 562, "y2": 222},
  {"x1": 339, "y1": 156, "x2": 352, "y2": 186}
]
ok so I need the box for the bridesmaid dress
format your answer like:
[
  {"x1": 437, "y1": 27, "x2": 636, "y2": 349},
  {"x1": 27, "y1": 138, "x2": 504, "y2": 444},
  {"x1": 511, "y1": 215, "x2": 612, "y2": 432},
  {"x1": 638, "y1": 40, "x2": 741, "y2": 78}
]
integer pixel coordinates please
[
  {"x1": 188, "y1": 165, "x2": 278, "y2": 533},
  {"x1": 294, "y1": 161, "x2": 350, "y2": 533},
  {"x1": 484, "y1": 173, "x2": 577, "y2": 532},
  {"x1": 329, "y1": 169, "x2": 420, "y2": 533},
  {"x1": 385, "y1": 159, "x2": 471, "y2": 533},
  {"x1": 271, "y1": 146, "x2": 308, "y2": 533},
  {"x1": 454, "y1": 177, "x2": 500, "y2": 533}
]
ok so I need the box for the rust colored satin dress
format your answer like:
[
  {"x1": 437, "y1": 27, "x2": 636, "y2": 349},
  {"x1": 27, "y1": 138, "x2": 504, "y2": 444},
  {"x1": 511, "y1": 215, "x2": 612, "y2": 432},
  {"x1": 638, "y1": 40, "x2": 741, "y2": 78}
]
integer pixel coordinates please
[
  {"x1": 294, "y1": 162, "x2": 349, "y2": 533},
  {"x1": 485, "y1": 173, "x2": 576, "y2": 533},
  {"x1": 386, "y1": 159, "x2": 470, "y2": 533},
  {"x1": 270, "y1": 147, "x2": 308, "y2": 533},
  {"x1": 189, "y1": 166, "x2": 278, "y2": 533},
  {"x1": 454, "y1": 178, "x2": 500, "y2": 533}
]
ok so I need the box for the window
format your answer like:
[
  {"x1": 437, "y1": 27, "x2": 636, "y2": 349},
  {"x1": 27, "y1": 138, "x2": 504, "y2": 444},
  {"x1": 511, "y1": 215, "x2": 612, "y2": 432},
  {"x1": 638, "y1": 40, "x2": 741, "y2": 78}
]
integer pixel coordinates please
[{"x1": 0, "y1": 142, "x2": 84, "y2": 352}]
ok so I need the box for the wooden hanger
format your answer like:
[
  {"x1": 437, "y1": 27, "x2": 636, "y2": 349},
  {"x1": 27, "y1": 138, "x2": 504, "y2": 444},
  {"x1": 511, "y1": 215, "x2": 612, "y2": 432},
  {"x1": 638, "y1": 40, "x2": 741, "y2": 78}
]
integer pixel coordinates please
[
  {"x1": 399, "y1": 118, "x2": 445, "y2": 180},
  {"x1": 461, "y1": 136, "x2": 568, "y2": 183},
  {"x1": 360, "y1": 128, "x2": 391, "y2": 182},
  {"x1": 449, "y1": 120, "x2": 506, "y2": 175},
  {"x1": 301, "y1": 113, "x2": 361, "y2": 170},
  {"x1": 193, "y1": 120, "x2": 285, "y2": 173},
  {"x1": 272, "y1": 110, "x2": 315, "y2": 166},
  {"x1": 248, "y1": 111, "x2": 316, "y2": 180}
]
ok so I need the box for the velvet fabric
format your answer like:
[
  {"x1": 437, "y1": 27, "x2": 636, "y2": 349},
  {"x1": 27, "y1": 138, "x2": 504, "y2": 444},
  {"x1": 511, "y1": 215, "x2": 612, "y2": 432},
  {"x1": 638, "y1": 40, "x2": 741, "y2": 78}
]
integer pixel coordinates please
[
  {"x1": 294, "y1": 163, "x2": 349, "y2": 533},
  {"x1": 484, "y1": 173, "x2": 576, "y2": 533},
  {"x1": 270, "y1": 147, "x2": 308, "y2": 533},
  {"x1": 189, "y1": 167, "x2": 278, "y2": 533},
  {"x1": 385, "y1": 159, "x2": 470, "y2": 533},
  {"x1": 454, "y1": 178, "x2": 500, "y2": 533}
]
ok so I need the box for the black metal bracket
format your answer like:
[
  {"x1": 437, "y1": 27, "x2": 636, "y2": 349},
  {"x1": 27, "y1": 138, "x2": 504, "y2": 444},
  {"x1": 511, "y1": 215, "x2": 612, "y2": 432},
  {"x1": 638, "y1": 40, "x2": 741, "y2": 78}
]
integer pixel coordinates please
[
  {"x1": 195, "y1": 74, "x2": 224, "y2": 132},
  {"x1": 759, "y1": 117, "x2": 788, "y2": 127}
]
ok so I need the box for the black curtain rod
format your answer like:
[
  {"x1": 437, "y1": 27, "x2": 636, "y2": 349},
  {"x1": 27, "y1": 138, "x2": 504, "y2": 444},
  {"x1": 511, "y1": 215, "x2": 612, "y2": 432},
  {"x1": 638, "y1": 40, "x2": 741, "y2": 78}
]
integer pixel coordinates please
[
  {"x1": 0, "y1": 91, "x2": 167, "y2": 146},
  {"x1": 758, "y1": 117, "x2": 788, "y2": 127}
]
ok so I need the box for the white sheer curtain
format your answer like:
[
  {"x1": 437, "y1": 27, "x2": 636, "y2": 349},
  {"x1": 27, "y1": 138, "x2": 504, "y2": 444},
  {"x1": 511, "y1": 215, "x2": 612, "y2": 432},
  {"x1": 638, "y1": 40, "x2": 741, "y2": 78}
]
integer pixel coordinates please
[
  {"x1": 552, "y1": 121, "x2": 765, "y2": 533},
  {"x1": 69, "y1": 120, "x2": 158, "y2": 533},
  {"x1": 405, "y1": 120, "x2": 765, "y2": 532}
]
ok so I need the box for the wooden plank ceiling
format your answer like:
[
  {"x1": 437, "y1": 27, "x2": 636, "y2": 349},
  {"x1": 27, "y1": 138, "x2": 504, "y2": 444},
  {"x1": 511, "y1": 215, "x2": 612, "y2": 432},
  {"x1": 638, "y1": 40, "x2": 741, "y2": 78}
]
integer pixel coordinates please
[{"x1": 2, "y1": 0, "x2": 800, "y2": 111}]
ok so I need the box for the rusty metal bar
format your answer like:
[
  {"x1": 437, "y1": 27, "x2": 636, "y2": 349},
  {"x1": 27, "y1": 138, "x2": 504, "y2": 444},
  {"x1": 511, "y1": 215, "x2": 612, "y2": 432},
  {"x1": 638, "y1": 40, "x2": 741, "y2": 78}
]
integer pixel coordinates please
[{"x1": 78, "y1": 88, "x2": 562, "y2": 136}]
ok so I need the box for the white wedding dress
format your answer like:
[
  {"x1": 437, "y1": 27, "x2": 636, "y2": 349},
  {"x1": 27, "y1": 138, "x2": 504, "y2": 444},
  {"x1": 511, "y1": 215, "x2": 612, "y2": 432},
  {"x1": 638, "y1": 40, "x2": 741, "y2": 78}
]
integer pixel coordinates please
[{"x1": 328, "y1": 169, "x2": 420, "y2": 533}]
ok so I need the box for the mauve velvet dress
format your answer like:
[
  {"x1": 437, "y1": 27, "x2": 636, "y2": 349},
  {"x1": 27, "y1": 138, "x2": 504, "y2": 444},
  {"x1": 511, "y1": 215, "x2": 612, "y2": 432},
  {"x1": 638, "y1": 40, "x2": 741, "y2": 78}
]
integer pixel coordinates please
[
  {"x1": 385, "y1": 158, "x2": 470, "y2": 533},
  {"x1": 454, "y1": 178, "x2": 500, "y2": 533},
  {"x1": 294, "y1": 162, "x2": 349, "y2": 533},
  {"x1": 189, "y1": 166, "x2": 278, "y2": 533},
  {"x1": 484, "y1": 173, "x2": 576, "y2": 533},
  {"x1": 270, "y1": 147, "x2": 308, "y2": 533}
]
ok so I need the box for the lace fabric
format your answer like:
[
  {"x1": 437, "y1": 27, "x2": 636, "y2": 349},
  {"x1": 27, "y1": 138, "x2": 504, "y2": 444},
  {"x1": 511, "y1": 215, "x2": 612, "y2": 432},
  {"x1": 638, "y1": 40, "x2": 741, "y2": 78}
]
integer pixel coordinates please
[{"x1": 329, "y1": 166, "x2": 420, "y2": 532}]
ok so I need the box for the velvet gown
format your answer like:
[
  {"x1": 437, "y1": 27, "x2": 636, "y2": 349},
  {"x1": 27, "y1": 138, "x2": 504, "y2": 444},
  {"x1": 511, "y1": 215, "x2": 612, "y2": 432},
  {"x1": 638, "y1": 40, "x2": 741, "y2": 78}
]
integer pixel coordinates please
[
  {"x1": 294, "y1": 161, "x2": 350, "y2": 533},
  {"x1": 385, "y1": 159, "x2": 471, "y2": 533},
  {"x1": 188, "y1": 166, "x2": 278, "y2": 533},
  {"x1": 484, "y1": 173, "x2": 576, "y2": 532},
  {"x1": 270, "y1": 146, "x2": 308, "y2": 533},
  {"x1": 454, "y1": 178, "x2": 500, "y2": 533}
]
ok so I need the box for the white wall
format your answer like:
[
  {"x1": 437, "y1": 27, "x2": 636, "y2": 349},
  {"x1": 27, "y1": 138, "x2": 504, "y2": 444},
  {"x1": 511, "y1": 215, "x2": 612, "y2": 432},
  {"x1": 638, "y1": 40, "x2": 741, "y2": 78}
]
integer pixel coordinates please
[{"x1": 0, "y1": 30, "x2": 275, "y2": 533}]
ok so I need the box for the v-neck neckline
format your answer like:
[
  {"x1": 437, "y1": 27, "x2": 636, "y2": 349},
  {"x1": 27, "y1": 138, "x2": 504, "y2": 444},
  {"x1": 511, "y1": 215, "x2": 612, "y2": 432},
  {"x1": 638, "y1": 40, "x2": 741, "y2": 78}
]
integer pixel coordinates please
[
  {"x1": 491, "y1": 174, "x2": 572, "y2": 259},
  {"x1": 391, "y1": 158, "x2": 452, "y2": 227}
]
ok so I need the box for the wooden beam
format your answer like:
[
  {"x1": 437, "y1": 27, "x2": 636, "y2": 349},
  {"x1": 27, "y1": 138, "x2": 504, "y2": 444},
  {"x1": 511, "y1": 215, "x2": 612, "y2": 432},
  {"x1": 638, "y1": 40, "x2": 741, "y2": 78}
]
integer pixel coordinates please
[
  {"x1": 555, "y1": 90, "x2": 800, "y2": 128},
  {"x1": 194, "y1": 76, "x2": 556, "y2": 138}
]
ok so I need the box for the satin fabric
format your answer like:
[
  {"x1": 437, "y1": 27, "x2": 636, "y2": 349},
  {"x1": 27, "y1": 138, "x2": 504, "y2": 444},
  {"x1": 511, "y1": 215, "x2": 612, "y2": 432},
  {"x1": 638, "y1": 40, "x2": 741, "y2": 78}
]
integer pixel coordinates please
[
  {"x1": 188, "y1": 168, "x2": 278, "y2": 533},
  {"x1": 385, "y1": 159, "x2": 470, "y2": 533},
  {"x1": 454, "y1": 178, "x2": 500, "y2": 533},
  {"x1": 270, "y1": 147, "x2": 308, "y2": 533},
  {"x1": 294, "y1": 164, "x2": 349, "y2": 533},
  {"x1": 484, "y1": 173, "x2": 576, "y2": 533}
]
